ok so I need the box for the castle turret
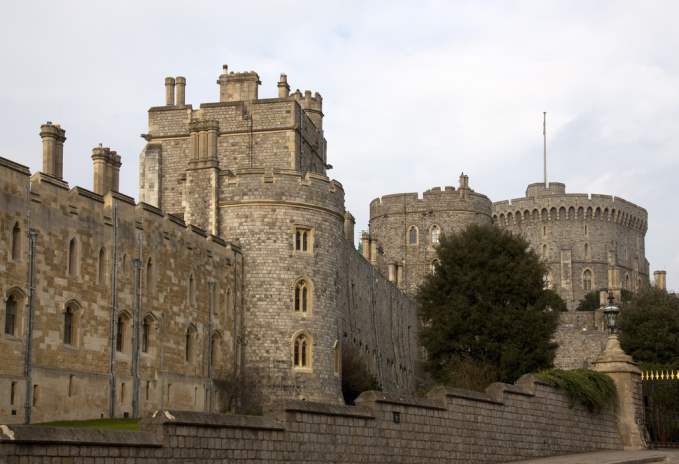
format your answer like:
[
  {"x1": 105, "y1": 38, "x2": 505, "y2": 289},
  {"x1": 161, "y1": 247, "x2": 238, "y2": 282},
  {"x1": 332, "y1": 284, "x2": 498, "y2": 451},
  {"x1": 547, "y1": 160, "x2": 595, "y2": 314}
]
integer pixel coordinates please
[
  {"x1": 164, "y1": 77, "x2": 175, "y2": 106},
  {"x1": 654, "y1": 270, "x2": 667, "y2": 290},
  {"x1": 40, "y1": 122, "x2": 66, "y2": 179},
  {"x1": 293, "y1": 90, "x2": 323, "y2": 129},
  {"x1": 91, "y1": 145, "x2": 121, "y2": 195},
  {"x1": 343, "y1": 211, "x2": 355, "y2": 245},
  {"x1": 277, "y1": 73, "x2": 290, "y2": 98},
  {"x1": 217, "y1": 64, "x2": 260, "y2": 102}
]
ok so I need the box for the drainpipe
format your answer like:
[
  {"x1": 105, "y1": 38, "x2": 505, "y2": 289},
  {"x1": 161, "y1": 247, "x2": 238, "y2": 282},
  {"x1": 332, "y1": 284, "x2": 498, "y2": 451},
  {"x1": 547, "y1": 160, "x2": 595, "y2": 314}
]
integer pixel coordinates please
[
  {"x1": 132, "y1": 257, "x2": 142, "y2": 418},
  {"x1": 206, "y1": 281, "x2": 215, "y2": 413},
  {"x1": 23, "y1": 229, "x2": 37, "y2": 424},
  {"x1": 108, "y1": 201, "x2": 118, "y2": 418}
]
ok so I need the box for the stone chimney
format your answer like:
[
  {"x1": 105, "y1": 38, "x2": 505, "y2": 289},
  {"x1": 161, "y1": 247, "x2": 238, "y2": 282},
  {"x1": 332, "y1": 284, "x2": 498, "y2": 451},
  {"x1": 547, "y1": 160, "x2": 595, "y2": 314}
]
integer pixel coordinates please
[
  {"x1": 40, "y1": 122, "x2": 66, "y2": 179},
  {"x1": 175, "y1": 76, "x2": 186, "y2": 106},
  {"x1": 344, "y1": 212, "x2": 355, "y2": 246},
  {"x1": 277, "y1": 73, "x2": 290, "y2": 98},
  {"x1": 91, "y1": 145, "x2": 122, "y2": 195},
  {"x1": 654, "y1": 270, "x2": 667, "y2": 291},
  {"x1": 458, "y1": 172, "x2": 469, "y2": 190},
  {"x1": 165, "y1": 77, "x2": 175, "y2": 106},
  {"x1": 217, "y1": 64, "x2": 260, "y2": 102}
]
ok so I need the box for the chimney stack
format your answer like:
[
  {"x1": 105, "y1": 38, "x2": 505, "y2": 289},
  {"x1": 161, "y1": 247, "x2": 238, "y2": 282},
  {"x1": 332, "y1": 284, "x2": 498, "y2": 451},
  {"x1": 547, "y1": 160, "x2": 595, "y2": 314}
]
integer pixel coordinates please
[
  {"x1": 277, "y1": 73, "x2": 290, "y2": 98},
  {"x1": 91, "y1": 145, "x2": 122, "y2": 195},
  {"x1": 217, "y1": 64, "x2": 260, "y2": 102},
  {"x1": 654, "y1": 270, "x2": 667, "y2": 291},
  {"x1": 165, "y1": 77, "x2": 175, "y2": 106},
  {"x1": 40, "y1": 122, "x2": 66, "y2": 179},
  {"x1": 175, "y1": 76, "x2": 186, "y2": 106}
]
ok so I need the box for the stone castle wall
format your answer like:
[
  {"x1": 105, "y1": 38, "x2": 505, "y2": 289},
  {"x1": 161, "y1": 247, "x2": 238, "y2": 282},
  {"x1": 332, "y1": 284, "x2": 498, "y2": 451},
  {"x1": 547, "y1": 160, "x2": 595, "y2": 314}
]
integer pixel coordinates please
[
  {"x1": 0, "y1": 376, "x2": 623, "y2": 463},
  {"x1": 367, "y1": 179, "x2": 493, "y2": 296},
  {"x1": 0, "y1": 157, "x2": 243, "y2": 425},
  {"x1": 493, "y1": 182, "x2": 648, "y2": 309},
  {"x1": 553, "y1": 311, "x2": 608, "y2": 369}
]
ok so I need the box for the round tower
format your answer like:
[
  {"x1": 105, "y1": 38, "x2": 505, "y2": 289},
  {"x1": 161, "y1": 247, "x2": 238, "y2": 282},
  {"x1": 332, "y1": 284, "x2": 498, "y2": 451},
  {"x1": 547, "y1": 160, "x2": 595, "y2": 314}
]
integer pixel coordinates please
[
  {"x1": 492, "y1": 182, "x2": 648, "y2": 309},
  {"x1": 368, "y1": 174, "x2": 493, "y2": 296}
]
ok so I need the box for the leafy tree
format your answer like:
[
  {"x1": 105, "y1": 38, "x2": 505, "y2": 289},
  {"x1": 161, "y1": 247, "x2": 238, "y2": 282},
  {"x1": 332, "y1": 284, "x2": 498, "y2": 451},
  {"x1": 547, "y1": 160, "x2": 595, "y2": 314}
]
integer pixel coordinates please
[
  {"x1": 618, "y1": 287, "x2": 679, "y2": 367},
  {"x1": 417, "y1": 224, "x2": 563, "y2": 386},
  {"x1": 577, "y1": 289, "x2": 603, "y2": 311}
]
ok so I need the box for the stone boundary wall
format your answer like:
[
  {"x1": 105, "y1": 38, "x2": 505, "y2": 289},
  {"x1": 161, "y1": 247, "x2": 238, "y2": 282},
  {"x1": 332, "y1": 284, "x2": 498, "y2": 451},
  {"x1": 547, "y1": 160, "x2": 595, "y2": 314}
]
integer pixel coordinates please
[
  {"x1": 0, "y1": 375, "x2": 623, "y2": 463},
  {"x1": 554, "y1": 311, "x2": 608, "y2": 369}
]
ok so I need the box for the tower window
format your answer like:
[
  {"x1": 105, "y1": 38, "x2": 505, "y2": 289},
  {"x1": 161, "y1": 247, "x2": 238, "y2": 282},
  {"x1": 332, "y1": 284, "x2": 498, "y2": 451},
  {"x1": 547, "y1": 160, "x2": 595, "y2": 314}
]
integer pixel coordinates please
[
  {"x1": 430, "y1": 225, "x2": 440, "y2": 245},
  {"x1": 4, "y1": 293, "x2": 18, "y2": 336},
  {"x1": 293, "y1": 333, "x2": 311, "y2": 369},
  {"x1": 185, "y1": 326, "x2": 196, "y2": 362},
  {"x1": 583, "y1": 269, "x2": 593, "y2": 292},
  {"x1": 67, "y1": 237, "x2": 79, "y2": 277},
  {"x1": 97, "y1": 247, "x2": 106, "y2": 284},
  {"x1": 294, "y1": 279, "x2": 311, "y2": 313},
  {"x1": 63, "y1": 305, "x2": 74, "y2": 345},
  {"x1": 10, "y1": 381, "x2": 16, "y2": 405},
  {"x1": 188, "y1": 273, "x2": 195, "y2": 306},
  {"x1": 116, "y1": 313, "x2": 129, "y2": 352},
  {"x1": 142, "y1": 316, "x2": 152, "y2": 353},
  {"x1": 408, "y1": 226, "x2": 418, "y2": 245},
  {"x1": 11, "y1": 222, "x2": 21, "y2": 261},
  {"x1": 146, "y1": 258, "x2": 154, "y2": 292},
  {"x1": 294, "y1": 227, "x2": 312, "y2": 253}
]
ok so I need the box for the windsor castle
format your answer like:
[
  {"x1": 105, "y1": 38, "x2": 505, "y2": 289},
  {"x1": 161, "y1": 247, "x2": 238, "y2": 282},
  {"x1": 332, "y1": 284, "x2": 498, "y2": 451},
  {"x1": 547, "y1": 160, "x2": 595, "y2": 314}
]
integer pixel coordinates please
[{"x1": 0, "y1": 65, "x2": 667, "y2": 424}]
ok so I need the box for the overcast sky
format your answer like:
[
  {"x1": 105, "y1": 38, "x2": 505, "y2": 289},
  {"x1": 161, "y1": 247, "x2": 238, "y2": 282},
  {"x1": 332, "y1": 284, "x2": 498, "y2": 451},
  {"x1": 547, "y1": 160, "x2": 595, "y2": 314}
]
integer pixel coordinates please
[{"x1": 1, "y1": 1, "x2": 677, "y2": 290}]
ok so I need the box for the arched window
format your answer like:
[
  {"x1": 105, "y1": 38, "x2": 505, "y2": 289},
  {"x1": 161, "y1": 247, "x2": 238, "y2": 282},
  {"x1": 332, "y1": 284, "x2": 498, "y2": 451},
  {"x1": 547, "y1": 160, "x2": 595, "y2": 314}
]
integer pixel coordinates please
[
  {"x1": 67, "y1": 237, "x2": 79, "y2": 277},
  {"x1": 142, "y1": 316, "x2": 152, "y2": 353},
  {"x1": 146, "y1": 258, "x2": 153, "y2": 292},
  {"x1": 188, "y1": 273, "x2": 195, "y2": 305},
  {"x1": 11, "y1": 222, "x2": 21, "y2": 261},
  {"x1": 97, "y1": 247, "x2": 106, "y2": 284},
  {"x1": 408, "y1": 226, "x2": 418, "y2": 245},
  {"x1": 430, "y1": 225, "x2": 440, "y2": 245},
  {"x1": 116, "y1": 313, "x2": 129, "y2": 352},
  {"x1": 185, "y1": 325, "x2": 196, "y2": 362},
  {"x1": 294, "y1": 279, "x2": 311, "y2": 313},
  {"x1": 293, "y1": 333, "x2": 311, "y2": 369},
  {"x1": 583, "y1": 269, "x2": 593, "y2": 292},
  {"x1": 63, "y1": 302, "x2": 79, "y2": 346},
  {"x1": 4, "y1": 293, "x2": 19, "y2": 336},
  {"x1": 294, "y1": 227, "x2": 312, "y2": 253}
]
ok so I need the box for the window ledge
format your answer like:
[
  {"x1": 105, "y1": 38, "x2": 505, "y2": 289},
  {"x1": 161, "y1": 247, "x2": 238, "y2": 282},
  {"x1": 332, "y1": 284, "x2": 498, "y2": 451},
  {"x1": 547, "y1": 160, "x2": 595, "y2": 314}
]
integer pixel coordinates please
[{"x1": 292, "y1": 367, "x2": 313, "y2": 373}]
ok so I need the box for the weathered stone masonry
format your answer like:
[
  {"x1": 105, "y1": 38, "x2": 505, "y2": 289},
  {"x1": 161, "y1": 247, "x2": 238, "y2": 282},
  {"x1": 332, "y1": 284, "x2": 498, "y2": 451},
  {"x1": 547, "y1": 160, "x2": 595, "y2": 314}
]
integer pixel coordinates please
[{"x1": 0, "y1": 376, "x2": 623, "y2": 463}]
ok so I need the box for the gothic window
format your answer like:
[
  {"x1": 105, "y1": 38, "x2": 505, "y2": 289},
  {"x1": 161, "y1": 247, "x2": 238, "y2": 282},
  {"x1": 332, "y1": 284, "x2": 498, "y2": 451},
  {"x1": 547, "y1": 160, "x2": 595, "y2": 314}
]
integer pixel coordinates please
[
  {"x1": 11, "y1": 222, "x2": 21, "y2": 261},
  {"x1": 63, "y1": 302, "x2": 80, "y2": 346},
  {"x1": 142, "y1": 316, "x2": 152, "y2": 353},
  {"x1": 430, "y1": 225, "x2": 440, "y2": 245},
  {"x1": 408, "y1": 226, "x2": 418, "y2": 245},
  {"x1": 116, "y1": 313, "x2": 129, "y2": 353},
  {"x1": 583, "y1": 269, "x2": 593, "y2": 292},
  {"x1": 294, "y1": 227, "x2": 312, "y2": 253},
  {"x1": 211, "y1": 332, "x2": 221, "y2": 368},
  {"x1": 97, "y1": 247, "x2": 106, "y2": 284},
  {"x1": 67, "y1": 237, "x2": 79, "y2": 277},
  {"x1": 430, "y1": 259, "x2": 440, "y2": 275},
  {"x1": 625, "y1": 273, "x2": 631, "y2": 290},
  {"x1": 185, "y1": 325, "x2": 196, "y2": 362},
  {"x1": 293, "y1": 333, "x2": 311, "y2": 369},
  {"x1": 4, "y1": 292, "x2": 19, "y2": 336},
  {"x1": 294, "y1": 279, "x2": 311, "y2": 313},
  {"x1": 10, "y1": 381, "x2": 16, "y2": 405},
  {"x1": 146, "y1": 257, "x2": 154, "y2": 292}
]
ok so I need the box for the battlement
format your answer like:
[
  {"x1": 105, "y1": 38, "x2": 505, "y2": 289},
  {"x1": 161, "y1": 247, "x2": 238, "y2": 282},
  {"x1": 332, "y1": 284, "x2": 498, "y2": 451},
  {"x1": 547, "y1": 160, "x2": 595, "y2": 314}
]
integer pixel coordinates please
[
  {"x1": 370, "y1": 184, "x2": 492, "y2": 220},
  {"x1": 492, "y1": 183, "x2": 647, "y2": 232}
]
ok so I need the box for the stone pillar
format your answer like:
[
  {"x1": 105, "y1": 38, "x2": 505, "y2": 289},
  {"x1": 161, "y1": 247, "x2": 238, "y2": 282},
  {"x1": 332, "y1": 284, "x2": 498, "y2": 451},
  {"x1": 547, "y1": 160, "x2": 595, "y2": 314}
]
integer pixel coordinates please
[
  {"x1": 191, "y1": 132, "x2": 199, "y2": 160},
  {"x1": 207, "y1": 126, "x2": 218, "y2": 159},
  {"x1": 370, "y1": 239, "x2": 377, "y2": 265},
  {"x1": 39, "y1": 122, "x2": 66, "y2": 179},
  {"x1": 91, "y1": 146, "x2": 109, "y2": 195},
  {"x1": 343, "y1": 212, "x2": 355, "y2": 245},
  {"x1": 277, "y1": 73, "x2": 290, "y2": 98},
  {"x1": 361, "y1": 232, "x2": 371, "y2": 261},
  {"x1": 165, "y1": 77, "x2": 175, "y2": 106},
  {"x1": 110, "y1": 151, "x2": 121, "y2": 192},
  {"x1": 175, "y1": 76, "x2": 186, "y2": 106},
  {"x1": 592, "y1": 335, "x2": 646, "y2": 449},
  {"x1": 199, "y1": 130, "x2": 208, "y2": 159},
  {"x1": 654, "y1": 270, "x2": 666, "y2": 290}
]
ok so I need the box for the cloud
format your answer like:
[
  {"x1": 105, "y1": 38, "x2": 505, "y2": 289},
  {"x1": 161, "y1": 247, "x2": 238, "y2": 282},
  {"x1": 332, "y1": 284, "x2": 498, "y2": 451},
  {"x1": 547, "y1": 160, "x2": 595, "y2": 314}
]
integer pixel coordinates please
[{"x1": 1, "y1": 0, "x2": 677, "y2": 289}]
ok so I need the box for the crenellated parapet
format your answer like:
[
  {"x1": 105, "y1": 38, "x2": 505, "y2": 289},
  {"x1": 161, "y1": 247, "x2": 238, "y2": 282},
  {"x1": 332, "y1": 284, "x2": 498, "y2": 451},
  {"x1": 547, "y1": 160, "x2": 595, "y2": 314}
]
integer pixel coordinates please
[{"x1": 492, "y1": 189, "x2": 648, "y2": 233}]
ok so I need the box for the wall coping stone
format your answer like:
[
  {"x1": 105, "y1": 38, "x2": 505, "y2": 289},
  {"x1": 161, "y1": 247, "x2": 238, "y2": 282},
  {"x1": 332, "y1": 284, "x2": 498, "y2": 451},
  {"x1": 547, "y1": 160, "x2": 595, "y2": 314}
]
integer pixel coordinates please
[
  {"x1": 355, "y1": 391, "x2": 447, "y2": 411},
  {"x1": 31, "y1": 171, "x2": 69, "y2": 190},
  {"x1": 0, "y1": 156, "x2": 31, "y2": 175},
  {"x1": 282, "y1": 400, "x2": 375, "y2": 419},
  {"x1": 0, "y1": 425, "x2": 162, "y2": 447},
  {"x1": 143, "y1": 410, "x2": 285, "y2": 431}
]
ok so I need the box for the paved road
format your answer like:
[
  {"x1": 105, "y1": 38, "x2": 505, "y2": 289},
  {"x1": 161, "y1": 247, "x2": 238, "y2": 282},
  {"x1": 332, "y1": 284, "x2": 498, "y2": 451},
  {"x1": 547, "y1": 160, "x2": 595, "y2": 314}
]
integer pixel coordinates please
[{"x1": 506, "y1": 449, "x2": 679, "y2": 464}]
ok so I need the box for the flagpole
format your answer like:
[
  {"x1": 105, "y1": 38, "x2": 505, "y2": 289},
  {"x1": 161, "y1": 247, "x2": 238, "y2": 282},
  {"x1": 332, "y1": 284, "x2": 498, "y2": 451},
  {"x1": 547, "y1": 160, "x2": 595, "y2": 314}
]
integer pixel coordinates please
[{"x1": 543, "y1": 112, "x2": 547, "y2": 187}]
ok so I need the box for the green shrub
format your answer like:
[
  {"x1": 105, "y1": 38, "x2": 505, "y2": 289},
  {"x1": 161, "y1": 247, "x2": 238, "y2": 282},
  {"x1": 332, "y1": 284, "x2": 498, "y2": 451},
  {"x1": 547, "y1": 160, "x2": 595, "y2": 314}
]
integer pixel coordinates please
[
  {"x1": 535, "y1": 368, "x2": 617, "y2": 412},
  {"x1": 342, "y1": 344, "x2": 380, "y2": 404}
]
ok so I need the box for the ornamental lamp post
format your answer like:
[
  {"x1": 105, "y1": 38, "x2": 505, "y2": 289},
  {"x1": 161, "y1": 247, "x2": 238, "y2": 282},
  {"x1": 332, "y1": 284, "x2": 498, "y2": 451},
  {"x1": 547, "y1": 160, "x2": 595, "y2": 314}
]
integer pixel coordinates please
[{"x1": 603, "y1": 292, "x2": 620, "y2": 334}]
